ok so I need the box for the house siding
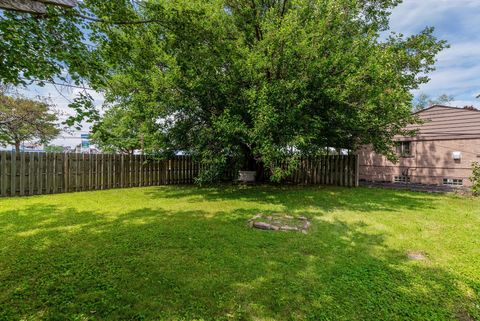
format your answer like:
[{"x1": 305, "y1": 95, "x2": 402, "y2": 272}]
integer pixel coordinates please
[
  {"x1": 405, "y1": 105, "x2": 480, "y2": 140},
  {"x1": 358, "y1": 106, "x2": 480, "y2": 187}
]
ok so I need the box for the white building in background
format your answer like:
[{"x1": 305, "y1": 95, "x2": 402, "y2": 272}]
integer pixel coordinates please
[{"x1": 0, "y1": 132, "x2": 100, "y2": 153}]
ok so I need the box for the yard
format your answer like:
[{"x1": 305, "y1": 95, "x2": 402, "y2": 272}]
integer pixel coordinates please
[{"x1": 1, "y1": 186, "x2": 479, "y2": 320}]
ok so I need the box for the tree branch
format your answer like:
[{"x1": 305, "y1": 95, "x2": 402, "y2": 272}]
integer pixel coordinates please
[
  {"x1": 280, "y1": 0, "x2": 288, "y2": 17},
  {"x1": 250, "y1": 0, "x2": 263, "y2": 41},
  {"x1": 72, "y1": 12, "x2": 165, "y2": 26},
  {"x1": 15, "y1": 9, "x2": 167, "y2": 26}
]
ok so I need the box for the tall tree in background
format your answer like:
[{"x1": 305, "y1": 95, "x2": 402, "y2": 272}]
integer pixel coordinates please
[
  {"x1": 78, "y1": 0, "x2": 447, "y2": 182},
  {"x1": 91, "y1": 106, "x2": 145, "y2": 155},
  {"x1": 413, "y1": 93, "x2": 454, "y2": 112},
  {"x1": 0, "y1": 94, "x2": 59, "y2": 152}
]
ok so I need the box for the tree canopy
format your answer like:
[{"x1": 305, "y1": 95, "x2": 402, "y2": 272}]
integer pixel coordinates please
[
  {"x1": 0, "y1": 94, "x2": 59, "y2": 152},
  {"x1": 78, "y1": 0, "x2": 446, "y2": 181},
  {"x1": 1, "y1": 0, "x2": 447, "y2": 182},
  {"x1": 413, "y1": 93, "x2": 454, "y2": 112},
  {"x1": 90, "y1": 105, "x2": 145, "y2": 155},
  {"x1": 0, "y1": 3, "x2": 102, "y2": 87}
]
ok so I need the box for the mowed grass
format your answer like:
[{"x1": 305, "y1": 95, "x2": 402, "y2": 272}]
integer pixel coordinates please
[{"x1": 0, "y1": 186, "x2": 479, "y2": 321}]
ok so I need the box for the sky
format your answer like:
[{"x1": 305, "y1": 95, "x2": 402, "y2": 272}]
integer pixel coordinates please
[
  {"x1": 16, "y1": 84, "x2": 104, "y2": 149},
  {"x1": 11, "y1": 0, "x2": 480, "y2": 149},
  {"x1": 388, "y1": 0, "x2": 480, "y2": 106}
]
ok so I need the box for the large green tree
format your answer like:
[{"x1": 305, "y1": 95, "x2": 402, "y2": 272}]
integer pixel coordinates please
[
  {"x1": 81, "y1": 0, "x2": 446, "y2": 182},
  {"x1": 0, "y1": 94, "x2": 59, "y2": 152},
  {"x1": 6, "y1": 0, "x2": 447, "y2": 182}
]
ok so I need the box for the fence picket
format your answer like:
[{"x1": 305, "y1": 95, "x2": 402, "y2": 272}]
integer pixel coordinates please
[
  {"x1": 63, "y1": 153, "x2": 68, "y2": 193},
  {"x1": 19, "y1": 152, "x2": 25, "y2": 196},
  {"x1": 0, "y1": 151, "x2": 6, "y2": 196},
  {"x1": 0, "y1": 152, "x2": 358, "y2": 197},
  {"x1": 51, "y1": 153, "x2": 57, "y2": 194},
  {"x1": 38, "y1": 153, "x2": 43, "y2": 195}
]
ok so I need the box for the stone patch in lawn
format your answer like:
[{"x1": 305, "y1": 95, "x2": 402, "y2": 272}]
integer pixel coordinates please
[{"x1": 248, "y1": 213, "x2": 311, "y2": 234}]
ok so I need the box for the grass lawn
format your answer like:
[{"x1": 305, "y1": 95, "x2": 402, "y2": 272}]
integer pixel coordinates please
[{"x1": 1, "y1": 185, "x2": 479, "y2": 320}]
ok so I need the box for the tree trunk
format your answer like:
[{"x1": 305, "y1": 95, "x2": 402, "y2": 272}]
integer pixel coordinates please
[
  {"x1": 14, "y1": 141, "x2": 20, "y2": 153},
  {"x1": 239, "y1": 143, "x2": 270, "y2": 182}
]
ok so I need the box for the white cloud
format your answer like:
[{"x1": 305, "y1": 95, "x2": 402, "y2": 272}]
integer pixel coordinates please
[
  {"x1": 388, "y1": 0, "x2": 480, "y2": 107},
  {"x1": 436, "y1": 42, "x2": 480, "y2": 66},
  {"x1": 389, "y1": 0, "x2": 480, "y2": 36},
  {"x1": 418, "y1": 64, "x2": 480, "y2": 94}
]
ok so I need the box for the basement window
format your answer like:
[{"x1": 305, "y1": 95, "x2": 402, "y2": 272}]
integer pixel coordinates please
[
  {"x1": 396, "y1": 141, "x2": 412, "y2": 157},
  {"x1": 394, "y1": 176, "x2": 410, "y2": 183},
  {"x1": 443, "y1": 178, "x2": 463, "y2": 186}
]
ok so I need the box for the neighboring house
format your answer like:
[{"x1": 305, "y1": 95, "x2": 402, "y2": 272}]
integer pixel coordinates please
[{"x1": 358, "y1": 105, "x2": 480, "y2": 187}]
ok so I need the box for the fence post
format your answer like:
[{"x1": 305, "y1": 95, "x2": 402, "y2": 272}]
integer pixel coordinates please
[
  {"x1": 156, "y1": 158, "x2": 160, "y2": 185},
  {"x1": 89, "y1": 154, "x2": 93, "y2": 190},
  {"x1": 339, "y1": 155, "x2": 345, "y2": 187},
  {"x1": 38, "y1": 153, "x2": 43, "y2": 195},
  {"x1": 52, "y1": 153, "x2": 57, "y2": 194},
  {"x1": 355, "y1": 154, "x2": 359, "y2": 187},
  {"x1": 350, "y1": 155, "x2": 355, "y2": 187},
  {"x1": 120, "y1": 154, "x2": 124, "y2": 188},
  {"x1": 0, "y1": 151, "x2": 6, "y2": 196},
  {"x1": 28, "y1": 152, "x2": 34, "y2": 195},
  {"x1": 10, "y1": 151, "x2": 16, "y2": 196},
  {"x1": 63, "y1": 153, "x2": 68, "y2": 193},
  {"x1": 19, "y1": 152, "x2": 25, "y2": 196}
]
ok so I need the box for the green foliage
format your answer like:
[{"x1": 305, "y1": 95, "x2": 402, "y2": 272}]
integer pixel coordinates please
[
  {"x1": 80, "y1": 0, "x2": 446, "y2": 182},
  {"x1": 0, "y1": 186, "x2": 479, "y2": 320},
  {"x1": 90, "y1": 106, "x2": 142, "y2": 154},
  {"x1": 193, "y1": 148, "x2": 241, "y2": 185},
  {"x1": 65, "y1": 92, "x2": 100, "y2": 131},
  {"x1": 0, "y1": 2, "x2": 448, "y2": 182},
  {"x1": 413, "y1": 93, "x2": 454, "y2": 112},
  {"x1": 0, "y1": 94, "x2": 59, "y2": 151},
  {"x1": 44, "y1": 145, "x2": 65, "y2": 153},
  {"x1": 470, "y1": 161, "x2": 480, "y2": 196},
  {"x1": 0, "y1": 5, "x2": 102, "y2": 86}
]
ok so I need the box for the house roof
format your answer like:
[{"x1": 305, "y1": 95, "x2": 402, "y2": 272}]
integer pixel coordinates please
[
  {"x1": 400, "y1": 105, "x2": 480, "y2": 141},
  {"x1": 413, "y1": 104, "x2": 480, "y2": 115}
]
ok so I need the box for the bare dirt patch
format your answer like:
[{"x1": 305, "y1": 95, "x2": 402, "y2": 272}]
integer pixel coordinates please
[
  {"x1": 407, "y1": 251, "x2": 427, "y2": 261},
  {"x1": 456, "y1": 308, "x2": 475, "y2": 321}
]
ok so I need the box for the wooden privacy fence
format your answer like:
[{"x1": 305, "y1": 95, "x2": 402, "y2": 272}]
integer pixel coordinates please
[
  {"x1": 0, "y1": 152, "x2": 358, "y2": 197},
  {"x1": 0, "y1": 152, "x2": 203, "y2": 197},
  {"x1": 283, "y1": 155, "x2": 359, "y2": 187}
]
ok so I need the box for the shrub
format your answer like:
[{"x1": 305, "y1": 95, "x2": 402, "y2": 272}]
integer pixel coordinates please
[{"x1": 470, "y1": 162, "x2": 480, "y2": 196}]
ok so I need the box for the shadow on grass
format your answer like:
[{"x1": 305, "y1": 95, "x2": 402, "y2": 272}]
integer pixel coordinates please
[
  {"x1": 145, "y1": 184, "x2": 439, "y2": 213},
  {"x1": 0, "y1": 199, "x2": 477, "y2": 320}
]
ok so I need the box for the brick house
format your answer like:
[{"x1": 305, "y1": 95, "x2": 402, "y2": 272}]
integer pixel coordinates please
[{"x1": 358, "y1": 105, "x2": 480, "y2": 187}]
